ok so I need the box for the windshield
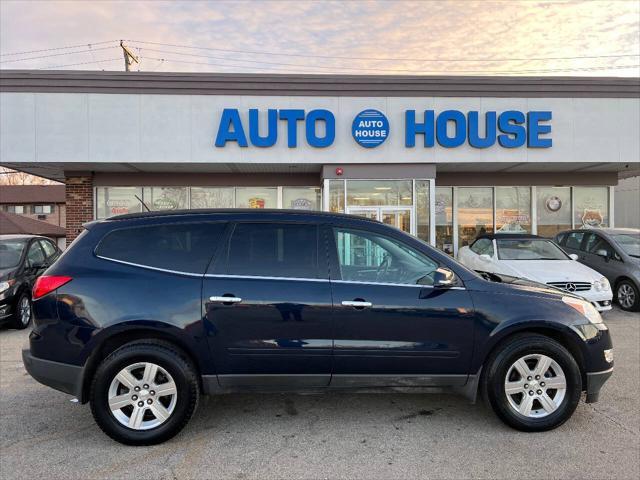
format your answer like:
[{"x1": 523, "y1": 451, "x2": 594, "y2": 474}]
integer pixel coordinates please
[
  {"x1": 496, "y1": 238, "x2": 569, "y2": 260},
  {"x1": 0, "y1": 239, "x2": 27, "y2": 269},
  {"x1": 613, "y1": 234, "x2": 640, "y2": 258}
]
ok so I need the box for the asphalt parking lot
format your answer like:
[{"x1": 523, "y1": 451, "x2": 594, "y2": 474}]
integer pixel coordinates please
[{"x1": 1, "y1": 308, "x2": 638, "y2": 480}]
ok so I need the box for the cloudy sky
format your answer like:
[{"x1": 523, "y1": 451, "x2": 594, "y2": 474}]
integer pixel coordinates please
[{"x1": 1, "y1": 0, "x2": 638, "y2": 76}]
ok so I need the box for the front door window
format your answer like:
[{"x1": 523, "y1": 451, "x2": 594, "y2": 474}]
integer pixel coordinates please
[{"x1": 334, "y1": 228, "x2": 438, "y2": 286}]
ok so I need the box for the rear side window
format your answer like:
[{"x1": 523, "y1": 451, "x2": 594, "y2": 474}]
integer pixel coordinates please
[
  {"x1": 96, "y1": 222, "x2": 227, "y2": 274},
  {"x1": 227, "y1": 223, "x2": 319, "y2": 278}
]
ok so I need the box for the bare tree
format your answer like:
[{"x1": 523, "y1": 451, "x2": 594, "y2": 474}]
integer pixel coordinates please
[{"x1": 0, "y1": 167, "x2": 59, "y2": 185}]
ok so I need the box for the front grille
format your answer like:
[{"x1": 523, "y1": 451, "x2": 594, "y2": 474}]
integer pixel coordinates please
[{"x1": 547, "y1": 281, "x2": 591, "y2": 292}]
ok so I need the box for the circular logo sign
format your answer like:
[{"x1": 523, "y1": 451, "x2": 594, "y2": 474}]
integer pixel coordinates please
[
  {"x1": 352, "y1": 109, "x2": 389, "y2": 148},
  {"x1": 545, "y1": 196, "x2": 562, "y2": 212}
]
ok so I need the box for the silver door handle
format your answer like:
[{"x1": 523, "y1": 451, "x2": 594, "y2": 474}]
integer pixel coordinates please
[
  {"x1": 341, "y1": 300, "x2": 372, "y2": 308},
  {"x1": 209, "y1": 296, "x2": 242, "y2": 303}
]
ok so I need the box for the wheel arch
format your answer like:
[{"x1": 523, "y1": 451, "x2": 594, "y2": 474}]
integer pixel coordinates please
[
  {"x1": 78, "y1": 324, "x2": 204, "y2": 404},
  {"x1": 614, "y1": 275, "x2": 638, "y2": 291},
  {"x1": 478, "y1": 323, "x2": 588, "y2": 391}
]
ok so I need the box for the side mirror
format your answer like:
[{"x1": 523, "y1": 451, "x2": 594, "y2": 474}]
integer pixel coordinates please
[
  {"x1": 595, "y1": 249, "x2": 609, "y2": 260},
  {"x1": 569, "y1": 253, "x2": 579, "y2": 261},
  {"x1": 433, "y1": 267, "x2": 457, "y2": 288},
  {"x1": 479, "y1": 254, "x2": 492, "y2": 262}
]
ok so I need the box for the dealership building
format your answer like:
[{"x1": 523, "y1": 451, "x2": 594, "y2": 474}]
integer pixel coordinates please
[{"x1": 1, "y1": 71, "x2": 638, "y2": 253}]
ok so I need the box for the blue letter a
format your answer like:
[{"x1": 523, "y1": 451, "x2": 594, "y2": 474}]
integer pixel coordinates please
[{"x1": 215, "y1": 109, "x2": 248, "y2": 147}]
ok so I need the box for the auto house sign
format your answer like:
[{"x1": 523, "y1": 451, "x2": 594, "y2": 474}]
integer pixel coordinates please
[{"x1": 214, "y1": 108, "x2": 553, "y2": 149}]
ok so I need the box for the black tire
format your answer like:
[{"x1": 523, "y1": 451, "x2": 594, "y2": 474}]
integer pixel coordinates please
[
  {"x1": 10, "y1": 292, "x2": 32, "y2": 330},
  {"x1": 616, "y1": 279, "x2": 640, "y2": 312},
  {"x1": 90, "y1": 341, "x2": 199, "y2": 445},
  {"x1": 483, "y1": 334, "x2": 582, "y2": 432}
]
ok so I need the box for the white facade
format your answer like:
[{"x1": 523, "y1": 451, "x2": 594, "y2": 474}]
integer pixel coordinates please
[{"x1": 1, "y1": 92, "x2": 639, "y2": 169}]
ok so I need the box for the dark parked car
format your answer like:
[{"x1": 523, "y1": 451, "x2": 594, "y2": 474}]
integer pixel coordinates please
[
  {"x1": 555, "y1": 228, "x2": 640, "y2": 311},
  {"x1": 0, "y1": 234, "x2": 61, "y2": 329},
  {"x1": 23, "y1": 210, "x2": 613, "y2": 445}
]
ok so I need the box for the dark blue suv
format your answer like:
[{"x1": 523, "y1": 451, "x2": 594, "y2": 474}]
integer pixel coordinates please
[{"x1": 23, "y1": 210, "x2": 613, "y2": 445}]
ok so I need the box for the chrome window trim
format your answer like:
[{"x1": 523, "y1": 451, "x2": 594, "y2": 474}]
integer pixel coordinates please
[
  {"x1": 332, "y1": 279, "x2": 424, "y2": 288},
  {"x1": 333, "y1": 279, "x2": 465, "y2": 290},
  {"x1": 95, "y1": 255, "x2": 204, "y2": 278},
  {"x1": 204, "y1": 273, "x2": 328, "y2": 283},
  {"x1": 93, "y1": 259, "x2": 466, "y2": 290}
]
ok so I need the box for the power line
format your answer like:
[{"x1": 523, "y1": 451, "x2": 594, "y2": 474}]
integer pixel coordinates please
[
  {"x1": 0, "y1": 46, "x2": 117, "y2": 64},
  {"x1": 0, "y1": 40, "x2": 118, "y2": 57},
  {"x1": 126, "y1": 39, "x2": 639, "y2": 63},
  {"x1": 134, "y1": 45, "x2": 640, "y2": 75},
  {"x1": 38, "y1": 57, "x2": 122, "y2": 70},
  {"x1": 141, "y1": 55, "x2": 639, "y2": 75}
]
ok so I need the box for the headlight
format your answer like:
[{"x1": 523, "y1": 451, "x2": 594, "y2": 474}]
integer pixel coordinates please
[
  {"x1": 562, "y1": 296, "x2": 603, "y2": 324},
  {"x1": 0, "y1": 280, "x2": 15, "y2": 294},
  {"x1": 593, "y1": 277, "x2": 610, "y2": 292}
]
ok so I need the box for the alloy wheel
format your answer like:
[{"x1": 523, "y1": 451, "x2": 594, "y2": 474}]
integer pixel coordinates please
[
  {"x1": 108, "y1": 362, "x2": 178, "y2": 430},
  {"x1": 618, "y1": 284, "x2": 636, "y2": 310},
  {"x1": 504, "y1": 354, "x2": 566, "y2": 418},
  {"x1": 19, "y1": 296, "x2": 31, "y2": 326}
]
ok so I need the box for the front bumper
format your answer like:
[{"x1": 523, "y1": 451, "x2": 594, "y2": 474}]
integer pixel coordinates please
[
  {"x1": 585, "y1": 367, "x2": 613, "y2": 403},
  {"x1": 578, "y1": 290, "x2": 613, "y2": 312},
  {"x1": 22, "y1": 348, "x2": 84, "y2": 400},
  {"x1": 0, "y1": 300, "x2": 14, "y2": 323}
]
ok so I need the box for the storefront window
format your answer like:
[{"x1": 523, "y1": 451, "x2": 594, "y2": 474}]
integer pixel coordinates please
[
  {"x1": 328, "y1": 180, "x2": 345, "y2": 213},
  {"x1": 536, "y1": 187, "x2": 572, "y2": 237},
  {"x1": 457, "y1": 187, "x2": 493, "y2": 249},
  {"x1": 142, "y1": 187, "x2": 188, "y2": 211},
  {"x1": 574, "y1": 187, "x2": 609, "y2": 228},
  {"x1": 190, "y1": 187, "x2": 234, "y2": 208},
  {"x1": 346, "y1": 180, "x2": 412, "y2": 206},
  {"x1": 282, "y1": 187, "x2": 321, "y2": 210},
  {"x1": 96, "y1": 187, "x2": 143, "y2": 219},
  {"x1": 496, "y1": 187, "x2": 531, "y2": 233},
  {"x1": 435, "y1": 187, "x2": 454, "y2": 255},
  {"x1": 416, "y1": 180, "x2": 430, "y2": 243},
  {"x1": 235, "y1": 187, "x2": 277, "y2": 209}
]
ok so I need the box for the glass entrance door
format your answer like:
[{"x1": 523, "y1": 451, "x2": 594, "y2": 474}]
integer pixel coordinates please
[{"x1": 347, "y1": 207, "x2": 413, "y2": 234}]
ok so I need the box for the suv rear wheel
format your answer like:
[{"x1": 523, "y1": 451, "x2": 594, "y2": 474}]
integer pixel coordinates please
[
  {"x1": 90, "y1": 341, "x2": 199, "y2": 445},
  {"x1": 483, "y1": 334, "x2": 582, "y2": 431}
]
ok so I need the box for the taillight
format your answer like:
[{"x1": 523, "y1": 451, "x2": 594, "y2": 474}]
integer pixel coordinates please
[{"x1": 33, "y1": 275, "x2": 72, "y2": 300}]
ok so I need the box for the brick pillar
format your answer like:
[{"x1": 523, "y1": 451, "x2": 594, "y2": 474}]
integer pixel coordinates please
[{"x1": 65, "y1": 174, "x2": 94, "y2": 246}]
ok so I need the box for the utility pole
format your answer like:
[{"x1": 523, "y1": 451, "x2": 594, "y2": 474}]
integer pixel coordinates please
[{"x1": 120, "y1": 41, "x2": 139, "y2": 72}]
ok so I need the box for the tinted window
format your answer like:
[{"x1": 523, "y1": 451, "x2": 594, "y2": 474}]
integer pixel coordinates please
[
  {"x1": 335, "y1": 228, "x2": 438, "y2": 286},
  {"x1": 227, "y1": 223, "x2": 318, "y2": 278},
  {"x1": 39, "y1": 239, "x2": 57, "y2": 260},
  {"x1": 470, "y1": 238, "x2": 494, "y2": 256},
  {"x1": 584, "y1": 234, "x2": 619, "y2": 260},
  {"x1": 96, "y1": 222, "x2": 226, "y2": 274},
  {"x1": 27, "y1": 241, "x2": 45, "y2": 266},
  {"x1": 565, "y1": 232, "x2": 584, "y2": 250}
]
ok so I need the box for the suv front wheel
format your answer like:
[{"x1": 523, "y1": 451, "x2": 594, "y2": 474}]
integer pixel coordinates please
[
  {"x1": 483, "y1": 334, "x2": 582, "y2": 431},
  {"x1": 90, "y1": 341, "x2": 199, "y2": 445}
]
